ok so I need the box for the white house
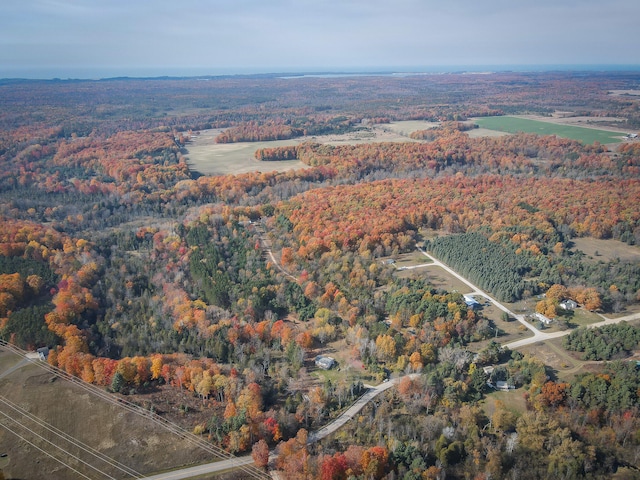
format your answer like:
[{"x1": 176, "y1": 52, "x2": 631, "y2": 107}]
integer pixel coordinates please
[
  {"x1": 559, "y1": 299, "x2": 578, "y2": 310},
  {"x1": 534, "y1": 313, "x2": 552, "y2": 325}
]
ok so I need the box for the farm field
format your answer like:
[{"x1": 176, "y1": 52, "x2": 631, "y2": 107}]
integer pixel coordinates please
[
  {"x1": 465, "y1": 127, "x2": 511, "y2": 138},
  {"x1": 474, "y1": 115, "x2": 626, "y2": 144}
]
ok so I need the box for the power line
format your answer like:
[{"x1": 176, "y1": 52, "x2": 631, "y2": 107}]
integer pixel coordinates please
[
  {"x1": 0, "y1": 421, "x2": 94, "y2": 480},
  {"x1": 0, "y1": 340, "x2": 270, "y2": 480},
  {"x1": 0, "y1": 411, "x2": 115, "y2": 479},
  {"x1": 0, "y1": 395, "x2": 143, "y2": 479}
]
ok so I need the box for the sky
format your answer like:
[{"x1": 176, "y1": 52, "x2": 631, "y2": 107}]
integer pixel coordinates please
[{"x1": 1, "y1": 0, "x2": 639, "y2": 79}]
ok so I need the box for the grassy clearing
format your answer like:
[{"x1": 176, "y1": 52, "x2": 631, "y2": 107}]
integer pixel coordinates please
[
  {"x1": 518, "y1": 340, "x2": 576, "y2": 373},
  {"x1": 570, "y1": 237, "x2": 640, "y2": 263},
  {"x1": 185, "y1": 130, "x2": 308, "y2": 176},
  {"x1": 563, "y1": 308, "x2": 603, "y2": 327},
  {"x1": 310, "y1": 339, "x2": 378, "y2": 386},
  {"x1": 474, "y1": 116, "x2": 625, "y2": 144},
  {"x1": 395, "y1": 265, "x2": 471, "y2": 293},
  {"x1": 381, "y1": 121, "x2": 439, "y2": 136},
  {"x1": 186, "y1": 121, "x2": 433, "y2": 176},
  {"x1": 384, "y1": 251, "x2": 433, "y2": 269},
  {"x1": 482, "y1": 389, "x2": 528, "y2": 418}
]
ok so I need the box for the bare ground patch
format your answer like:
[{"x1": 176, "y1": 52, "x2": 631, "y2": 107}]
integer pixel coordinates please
[
  {"x1": 382, "y1": 251, "x2": 433, "y2": 269},
  {"x1": 466, "y1": 127, "x2": 511, "y2": 138},
  {"x1": 395, "y1": 265, "x2": 472, "y2": 293}
]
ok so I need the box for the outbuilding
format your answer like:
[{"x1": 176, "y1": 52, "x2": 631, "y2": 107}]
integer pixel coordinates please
[{"x1": 315, "y1": 356, "x2": 336, "y2": 370}]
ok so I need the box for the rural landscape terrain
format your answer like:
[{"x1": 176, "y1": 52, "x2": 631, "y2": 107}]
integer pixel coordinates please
[{"x1": 0, "y1": 70, "x2": 639, "y2": 479}]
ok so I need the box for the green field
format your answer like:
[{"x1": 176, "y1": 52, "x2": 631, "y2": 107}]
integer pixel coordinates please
[{"x1": 474, "y1": 116, "x2": 624, "y2": 144}]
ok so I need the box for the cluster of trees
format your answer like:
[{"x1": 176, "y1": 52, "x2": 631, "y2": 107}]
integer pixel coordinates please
[
  {"x1": 278, "y1": 175, "x2": 639, "y2": 259},
  {"x1": 563, "y1": 324, "x2": 640, "y2": 360},
  {"x1": 427, "y1": 232, "x2": 532, "y2": 302},
  {"x1": 289, "y1": 353, "x2": 638, "y2": 479},
  {"x1": 251, "y1": 127, "x2": 635, "y2": 180},
  {"x1": 215, "y1": 116, "x2": 357, "y2": 144},
  {"x1": 536, "y1": 283, "x2": 602, "y2": 318}
]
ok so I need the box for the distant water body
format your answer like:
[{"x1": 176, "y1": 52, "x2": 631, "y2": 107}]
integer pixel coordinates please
[{"x1": 2, "y1": 65, "x2": 639, "y2": 81}]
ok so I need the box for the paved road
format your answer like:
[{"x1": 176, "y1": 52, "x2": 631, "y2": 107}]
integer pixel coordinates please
[
  {"x1": 139, "y1": 456, "x2": 258, "y2": 480},
  {"x1": 138, "y1": 373, "x2": 420, "y2": 479},
  {"x1": 504, "y1": 310, "x2": 640, "y2": 349}
]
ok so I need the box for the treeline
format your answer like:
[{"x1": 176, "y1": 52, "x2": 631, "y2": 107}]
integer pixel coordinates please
[
  {"x1": 563, "y1": 323, "x2": 640, "y2": 360},
  {"x1": 426, "y1": 232, "x2": 532, "y2": 302},
  {"x1": 215, "y1": 122, "x2": 303, "y2": 143},
  {"x1": 251, "y1": 128, "x2": 632, "y2": 180},
  {"x1": 408, "y1": 121, "x2": 477, "y2": 140},
  {"x1": 215, "y1": 116, "x2": 357, "y2": 144}
]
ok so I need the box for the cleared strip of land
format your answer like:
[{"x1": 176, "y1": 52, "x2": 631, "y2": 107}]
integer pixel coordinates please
[{"x1": 474, "y1": 116, "x2": 626, "y2": 144}]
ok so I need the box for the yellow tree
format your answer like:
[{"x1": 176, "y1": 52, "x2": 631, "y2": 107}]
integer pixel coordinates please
[
  {"x1": 546, "y1": 284, "x2": 568, "y2": 302},
  {"x1": 150, "y1": 354, "x2": 164, "y2": 380},
  {"x1": 375, "y1": 334, "x2": 396, "y2": 363},
  {"x1": 196, "y1": 370, "x2": 213, "y2": 400}
]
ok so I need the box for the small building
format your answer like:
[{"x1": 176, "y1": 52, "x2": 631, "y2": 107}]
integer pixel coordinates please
[
  {"x1": 495, "y1": 381, "x2": 515, "y2": 391},
  {"x1": 534, "y1": 313, "x2": 552, "y2": 325},
  {"x1": 482, "y1": 366, "x2": 495, "y2": 376},
  {"x1": 315, "y1": 356, "x2": 336, "y2": 370},
  {"x1": 26, "y1": 347, "x2": 50, "y2": 361},
  {"x1": 37, "y1": 347, "x2": 49, "y2": 361},
  {"x1": 559, "y1": 299, "x2": 578, "y2": 310},
  {"x1": 464, "y1": 295, "x2": 481, "y2": 309}
]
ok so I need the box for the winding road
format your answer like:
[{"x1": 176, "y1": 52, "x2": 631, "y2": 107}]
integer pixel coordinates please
[
  {"x1": 134, "y1": 247, "x2": 640, "y2": 479},
  {"x1": 137, "y1": 374, "x2": 421, "y2": 479}
]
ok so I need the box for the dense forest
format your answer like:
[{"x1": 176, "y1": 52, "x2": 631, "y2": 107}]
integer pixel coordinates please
[{"x1": 0, "y1": 71, "x2": 639, "y2": 479}]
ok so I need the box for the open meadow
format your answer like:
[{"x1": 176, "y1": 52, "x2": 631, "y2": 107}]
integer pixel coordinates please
[
  {"x1": 184, "y1": 130, "x2": 309, "y2": 176},
  {"x1": 570, "y1": 237, "x2": 640, "y2": 263},
  {"x1": 184, "y1": 121, "x2": 430, "y2": 175}
]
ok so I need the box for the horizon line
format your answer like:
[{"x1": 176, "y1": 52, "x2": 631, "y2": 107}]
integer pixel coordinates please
[{"x1": 2, "y1": 64, "x2": 640, "y2": 82}]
